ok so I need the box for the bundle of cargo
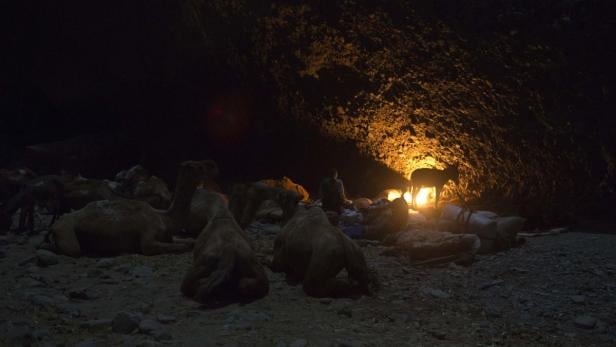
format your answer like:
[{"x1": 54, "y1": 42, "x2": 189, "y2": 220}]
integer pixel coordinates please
[{"x1": 438, "y1": 204, "x2": 526, "y2": 253}]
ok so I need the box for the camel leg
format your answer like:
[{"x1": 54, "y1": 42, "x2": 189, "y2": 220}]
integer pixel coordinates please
[
  {"x1": 237, "y1": 259, "x2": 269, "y2": 299},
  {"x1": 181, "y1": 262, "x2": 217, "y2": 298},
  {"x1": 410, "y1": 186, "x2": 417, "y2": 209},
  {"x1": 26, "y1": 206, "x2": 34, "y2": 233},
  {"x1": 140, "y1": 239, "x2": 192, "y2": 256},
  {"x1": 18, "y1": 207, "x2": 28, "y2": 232},
  {"x1": 435, "y1": 185, "x2": 442, "y2": 209},
  {"x1": 194, "y1": 250, "x2": 235, "y2": 302},
  {"x1": 53, "y1": 225, "x2": 81, "y2": 257},
  {"x1": 240, "y1": 198, "x2": 260, "y2": 229},
  {"x1": 172, "y1": 237, "x2": 196, "y2": 247},
  {"x1": 302, "y1": 255, "x2": 349, "y2": 298}
]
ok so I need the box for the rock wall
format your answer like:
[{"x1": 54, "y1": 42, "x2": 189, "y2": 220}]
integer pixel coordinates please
[{"x1": 181, "y1": 0, "x2": 616, "y2": 224}]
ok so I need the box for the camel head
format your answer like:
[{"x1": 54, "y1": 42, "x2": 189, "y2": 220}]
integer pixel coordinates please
[
  {"x1": 178, "y1": 160, "x2": 218, "y2": 187},
  {"x1": 198, "y1": 160, "x2": 219, "y2": 180},
  {"x1": 275, "y1": 189, "x2": 300, "y2": 226}
]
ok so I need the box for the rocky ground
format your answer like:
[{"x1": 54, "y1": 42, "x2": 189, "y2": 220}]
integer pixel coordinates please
[{"x1": 1, "y1": 218, "x2": 615, "y2": 347}]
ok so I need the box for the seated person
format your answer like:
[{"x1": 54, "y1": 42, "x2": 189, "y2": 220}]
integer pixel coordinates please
[{"x1": 319, "y1": 168, "x2": 352, "y2": 213}]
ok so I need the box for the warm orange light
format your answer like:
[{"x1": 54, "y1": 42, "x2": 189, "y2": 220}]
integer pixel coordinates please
[
  {"x1": 414, "y1": 187, "x2": 433, "y2": 207},
  {"x1": 386, "y1": 189, "x2": 402, "y2": 201},
  {"x1": 403, "y1": 190, "x2": 412, "y2": 204}
]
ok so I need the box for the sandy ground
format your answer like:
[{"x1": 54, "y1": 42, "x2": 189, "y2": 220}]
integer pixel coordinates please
[{"x1": 1, "y1": 219, "x2": 615, "y2": 347}]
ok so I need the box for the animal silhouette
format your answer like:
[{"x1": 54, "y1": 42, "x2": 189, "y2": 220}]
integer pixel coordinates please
[{"x1": 410, "y1": 166, "x2": 459, "y2": 208}]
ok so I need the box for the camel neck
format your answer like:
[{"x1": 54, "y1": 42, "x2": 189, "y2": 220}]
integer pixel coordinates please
[{"x1": 166, "y1": 174, "x2": 197, "y2": 220}]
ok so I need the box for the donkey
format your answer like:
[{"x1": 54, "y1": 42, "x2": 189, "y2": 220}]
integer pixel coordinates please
[{"x1": 410, "y1": 165, "x2": 459, "y2": 208}]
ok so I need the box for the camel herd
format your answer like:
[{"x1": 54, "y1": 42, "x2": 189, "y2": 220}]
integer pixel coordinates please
[{"x1": 0, "y1": 161, "x2": 377, "y2": 305}]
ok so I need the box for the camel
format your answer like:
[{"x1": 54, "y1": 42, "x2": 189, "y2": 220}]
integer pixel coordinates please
[
  {"x1": 181, "y1": 190, "x2": 269, "y2": 305},
  {"x1": 114, "y1": 165, "x2": 172, "y2": 209},
  {"x1": 229, "y1": 182, "x2": 299, "y2": 229},
  {"x1": 50, "y1": 160, "x2": 215, "y2": 257},
  {"x1": 259, "y1": 176, "x2": 310, "y2": 202},
  {"x1": 272, "y1": 205, "x2": 378, "y2": 298},
  {"x1": 180, "y1": 188, "x2": 229, "y2": 237}
]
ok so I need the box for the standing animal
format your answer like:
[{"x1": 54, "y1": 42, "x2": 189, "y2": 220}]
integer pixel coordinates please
[
  {"x1": 272, "y1": 205, "x2": 378, "y2": 298},
  {"x1": 229, "y1": 182, "x2": 299, "y2": 229},
  {"x1": 181, "y1": 191, "x2": 269, "y2": 305},
  {"x1": 0, "y1": 175, "x2": 65, "y2": 232},
  {"x1": 410, "y1": 165, "x2": 459, "y2": 208},
  {"x1": 50, "y1": 160, "x2": 215, "y2": 257},
  {"x1": 0, "y1": 168, "x2": 37, "y2": 203}
]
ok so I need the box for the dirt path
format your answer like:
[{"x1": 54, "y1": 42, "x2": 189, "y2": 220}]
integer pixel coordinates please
[{"x1": 1, "y1": 227, "x2": 615, "y2": 347}]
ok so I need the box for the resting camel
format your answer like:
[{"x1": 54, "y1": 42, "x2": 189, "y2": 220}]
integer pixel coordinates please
[
  {"x1": 50, "y1": 160, "x2": 214, "y2": 257},
  {"x1": 229, "y1": 182, "x2": 299, "y2": 229},
  {"x1": 272, "y1": 205, "x2": 378, "y2": 298},
  {"x1": 180, "y1": 188, "x2": 229, "y2": 237},
  {"x1": 259, "y1": 176, "x2": 310, "y2": 202},
  {"x1": 114, "y1": 165, "x2": 172, "y2": 209},
  {"x1": 181, "y1": 190, "x2": 269, "y2": 305}
]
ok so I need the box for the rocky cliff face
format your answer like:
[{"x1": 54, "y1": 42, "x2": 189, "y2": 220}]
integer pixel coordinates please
[{"x1": 183, "y1": 0, "x2": 615, "y2": 224}]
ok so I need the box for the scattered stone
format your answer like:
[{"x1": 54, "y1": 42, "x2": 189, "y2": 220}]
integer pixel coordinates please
[
  {"x1": 570, "y1": 295, "x2": 586, "y2": 304},
  {"x1": 74, "y1": 339, "x2": 101, "y2": 347},
  {"x1": 69, "y1": 288, "x2": 95, "y2": 300},
  {"x1": 100, "y1": 278, "x2": 120, "y2": 285},
  {"x1": 131, "y1": 265, "x2": 153, "y2": 278},
  {"x1": 36, "y1": 249, "x2": 58, "y2": 266},
  {"x1": 137, "y1": 341, "x2": 163, "y2": 347},
  {"x1": 5, "y1": 321, "x2": 35, "y2": 346},
  {"x1": 139, "y1": 319, "x2": 162, "y2": 335},
  {"x1": 392, "y1": 313, "x2": 413, "y2": 323},
  {"x1": 337, "y1": 307, "x2": 353, "y2": 318},
  {"x1": 87, "y1": 269, "x2": 104, "y2": 278},
  {"x1": 112, "y1": 312, "x2": 140, "y2": 334},
  {"x1": 428, "y1": 329, "x2": 447, "y2": 340},
  {"x1": 20, "y1": 277, "x2": 44, "y2": 288},
  {"x1": 485, "y1": 307, "x2": 502, "y2": 318},
  {"x1": 137, "y1": 302, "x2": 154, "y2": 314},
  {"x1": 19, "y1": 256, "x2": 37, "y2": 266},
  {"x1": 155, "y1": 331, "x2": 173, "y2": 341},
  {"x1": 289, "y1": 338, "x2": 308, "y2": 347},
  {"x1": 224, "y1": 310, "x2": 272, "y2": 330},
  {"x1": 156, "y1": 314, "x2": 177, "y2": 324},
  {"x1": 336, "y1": 339, "x2": 362, "y2": 347},
  {"x1": 574, "y1": 316, "x2": 597, "y2": 329},
  {"x1": 29, "y1": 294, "x2": 54, "y2": 307},
  {"x1": 421, "y1": 287, "x2": 450, "y2": 299},
  {"x1": 320, "y1": 298, "x2": 333, "y2": 305},
  {"x1": 479, "y1": 280, "x2": 504, "y2": 290},
  {"x1": 96, "y1": 258, "x2": 115, "y2": 269},
  {"x1": 81, "y1": 319, "x2": 112, "y2": 329}
]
